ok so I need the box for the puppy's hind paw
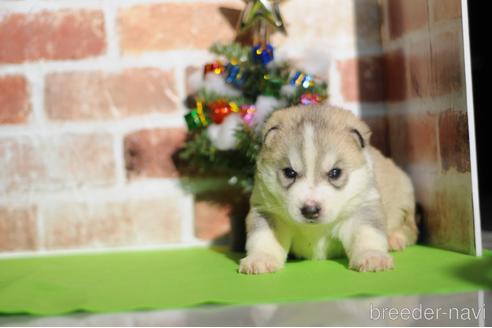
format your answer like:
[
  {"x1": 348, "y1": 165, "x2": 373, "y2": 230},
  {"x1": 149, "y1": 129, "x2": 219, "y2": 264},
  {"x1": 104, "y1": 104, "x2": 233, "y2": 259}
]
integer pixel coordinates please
[
  {"x1": 388, "y1": 232, "x2": 407, "y2": 251},
  {"x1": 239, "y1": 253, "x2": 283, "y2": 274},
  {"x1": 350, "y1": 250, "x2": 394, "y2": 272}
]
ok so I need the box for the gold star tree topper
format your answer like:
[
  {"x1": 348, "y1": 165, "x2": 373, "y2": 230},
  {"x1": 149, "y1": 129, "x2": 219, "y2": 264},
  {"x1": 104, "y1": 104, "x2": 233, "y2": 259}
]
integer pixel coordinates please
[{"x1": 237, "y1": 0, "x2": 287, "y2": 42}]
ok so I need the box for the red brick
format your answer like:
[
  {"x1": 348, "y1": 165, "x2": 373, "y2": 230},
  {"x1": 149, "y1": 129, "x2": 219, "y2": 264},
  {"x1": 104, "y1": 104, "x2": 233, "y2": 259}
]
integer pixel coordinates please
[
  {"x1": 431, "y1": 31, "x2": 464, "y2": 96},
  {"x1": 124, "y1": 128, "x2": 186, "y2": 179},
  {"x1": 389, "y1": 111, "x2": 439, "y2": 166},
  {"x1": 407, "y1": 38, "x2": 433, "y2": 99},
  {"x1": 387, "y1": 109, "x2": 441, "y2": 211},
  {"x1": 118, "y1": 2, "x2": 242, "y2": 54},
  {"x1": 337, "y1": 55, "x2": 384, "y2": 102},
  {"x1": 43, "y1": 198, "x2": 182, "y2": 250},
  {"x1": 383, "y1": 50, "x2": 407, "y2": 101},
  {"x1": 0, "y1": 75, "x2": 31, "y2": 124},
  {"x1": 353, "y1": 0, "x2": 383, "y2": 43},
  {"x1": 363, "y1": 115, "x2": 390, "y2": 156},
  {"x1": 194, "y1": 201, "x2": 231, "y2": 241},
  {"x1": 387, "y1": 0, "x2": 429, "y2": 40},
  {"x1": 0, "y1": 206, "x2": 38, "y2": 251},
  {"x1": 0, "y1": 138, "x2": 46, "y2": 193},
  {"x1": 0, "y1": 10, "x2": 106, "y2": 64},
  {"x1": 430, "y1": 0, "x2": 461, "y2": 23},
  {"x1": 0, "y1": 134, "x2": 115, "y2": 193},
  {"x1": 45, "y1": 68, "x2": 178, "y2": 120},
  {"x1": 273, "y1": 0, "x2": 381, "y2": 47},
  {"x1": 422, "y1": 170, "x2": 474, "y2": 254},
  {"x1": 438, "y1": 109, "x2": 470, "y2": 173}
]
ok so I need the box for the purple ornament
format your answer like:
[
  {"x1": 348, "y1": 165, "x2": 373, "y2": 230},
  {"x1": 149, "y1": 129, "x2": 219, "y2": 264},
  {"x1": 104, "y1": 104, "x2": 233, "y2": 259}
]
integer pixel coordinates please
[{"x1": 240, "y1": 104, "x2": 256, "y2": 126}]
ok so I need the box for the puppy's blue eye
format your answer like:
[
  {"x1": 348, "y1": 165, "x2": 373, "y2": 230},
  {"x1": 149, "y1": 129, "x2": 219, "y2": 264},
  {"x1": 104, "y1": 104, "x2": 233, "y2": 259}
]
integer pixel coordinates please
[
  {"x1": 328, "y1": 168, "x2": 342, "y2": 180},
  {"x1": 282, "y1": 167, "x2": 297, "y2": 179}
]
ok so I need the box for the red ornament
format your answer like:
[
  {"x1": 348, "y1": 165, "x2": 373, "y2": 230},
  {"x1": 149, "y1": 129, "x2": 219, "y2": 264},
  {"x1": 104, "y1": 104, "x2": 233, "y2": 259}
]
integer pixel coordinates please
[
  {"x1": 209, "y1": 100, "x2": 232, "y2": 124},
  {"x1": 300, "y1": 92, "x2": 323, "y2": 105},
  {"x1": 203, "y1": 61, "x2": 225, "y2": 77}
]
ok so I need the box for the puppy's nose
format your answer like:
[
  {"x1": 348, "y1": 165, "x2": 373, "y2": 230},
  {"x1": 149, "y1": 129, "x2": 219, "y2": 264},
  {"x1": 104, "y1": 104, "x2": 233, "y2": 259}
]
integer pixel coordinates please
[{"x1": 301, "y1": 203, "x2": 321, "y2": 220}]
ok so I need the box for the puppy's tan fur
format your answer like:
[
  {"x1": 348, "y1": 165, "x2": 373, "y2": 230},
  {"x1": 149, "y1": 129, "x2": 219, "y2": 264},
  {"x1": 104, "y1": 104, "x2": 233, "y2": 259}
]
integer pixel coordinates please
[{"x1": 239, "y1": 105, "x2": 418, "y2": 274}]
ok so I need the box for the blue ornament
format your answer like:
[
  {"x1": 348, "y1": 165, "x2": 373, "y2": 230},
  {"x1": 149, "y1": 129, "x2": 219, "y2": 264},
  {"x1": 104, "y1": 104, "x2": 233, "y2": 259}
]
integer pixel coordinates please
[
  {"x1": 290, "y1": 71, "x2": 315, "y2": 89},
  {"x1": 225, "y1": 63, "x2": 247, "y2": 88},
  {"x1": 252, "y1": 43, "x2": 274, "y2": 65}
]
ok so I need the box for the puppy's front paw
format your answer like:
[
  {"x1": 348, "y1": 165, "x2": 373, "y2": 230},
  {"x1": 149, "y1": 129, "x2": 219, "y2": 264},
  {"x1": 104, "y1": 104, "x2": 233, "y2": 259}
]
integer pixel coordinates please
[
  {"x1": 239, "y1": 253, "x2": 283, "y2": 274},
  {"x1": 350, "y1": 250, "x2": 394, "y2": 272}
]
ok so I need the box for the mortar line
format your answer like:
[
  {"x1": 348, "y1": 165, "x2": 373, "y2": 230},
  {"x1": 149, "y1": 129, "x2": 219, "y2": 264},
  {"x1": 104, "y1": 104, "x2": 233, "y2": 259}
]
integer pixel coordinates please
[
  {"x1": 112, "y1": 130, "x2": 127, "y2": 187},
  {"x1": 35, "y1": 206, "x2": 46, "y2": 252},
  {"x1": 383, "y1": 19, "x2": 463, "y2": 52},
  {"x1": 0, "y1": 179, "x2": 189, "y2": 205},
  {"x1": 0, "y1": 51, "x2": 210, "y2": 76},
  {"x1": 103, "y1": 0, "x2": 120, "y2": 59},
  {"x1": 0, "y1": 113, "x2": 186, "y2": 137},
  {"x1": 0, "y1": 0, "x2": 240, "y2": 12},
  {"x1": 0, "y1": 240, "x2": 211, "y2": 259},
  {"x1": 180, "y1": 194, "x2": 197, "y2": 243}
]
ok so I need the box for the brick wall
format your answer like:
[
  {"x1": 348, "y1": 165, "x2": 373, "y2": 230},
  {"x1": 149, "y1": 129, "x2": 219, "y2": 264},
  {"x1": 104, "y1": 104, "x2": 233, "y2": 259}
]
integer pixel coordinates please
[
  {"x1": 379, "y1": 0, "x2": 475, "y2": 254},
  {"x1": 0, "y1": 0, "x2": 382, "y2": 254}
]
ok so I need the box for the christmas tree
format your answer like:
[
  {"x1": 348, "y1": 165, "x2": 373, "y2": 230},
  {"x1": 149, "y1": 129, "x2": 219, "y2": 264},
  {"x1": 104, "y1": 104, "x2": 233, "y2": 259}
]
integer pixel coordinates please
[{"x1": 176, "y1": 0, "x2": 328, "y2": 197}]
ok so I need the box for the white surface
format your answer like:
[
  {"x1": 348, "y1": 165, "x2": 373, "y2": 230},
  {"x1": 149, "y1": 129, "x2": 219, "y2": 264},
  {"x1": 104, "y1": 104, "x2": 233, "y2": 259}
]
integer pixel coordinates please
[
  {"x1": 461, "y1": 0, "x2": 483, "y2": 256},
  {"x1": 0, "y1": 292, "x2": 489, "y2": 327}
]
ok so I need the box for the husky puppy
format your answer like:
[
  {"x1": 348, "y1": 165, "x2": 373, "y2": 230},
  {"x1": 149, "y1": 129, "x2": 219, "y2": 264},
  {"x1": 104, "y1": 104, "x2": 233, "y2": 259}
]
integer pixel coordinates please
[{"x1": 239, "y1": 105, "x2": 418, "y2": 273}]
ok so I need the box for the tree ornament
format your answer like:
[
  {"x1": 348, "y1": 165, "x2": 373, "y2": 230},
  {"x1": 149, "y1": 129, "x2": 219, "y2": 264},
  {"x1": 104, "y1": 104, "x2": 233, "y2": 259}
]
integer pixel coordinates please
[
  {"x1": 203, "y1": 60, "x2": 225, "y2": 76},
  {"x1": 237, "y1": 0, "x2": 287, "y2": 39},
  {"x1": 184, "y1": 101, "x2": 210, "y2": 130},
  {"x1": 209, "y1": 100, "x2": 233, "y2": 124},
  {"x1": 290, "y1": 71, "x2": 315, "y2": 89},
  {"x1": 252, "y1": 43, "x2": 274, "y2": 65},
  {"x1": 230, "y1": 101, "x2": 240, "y2": 113},
  {"x1": 240, "y1": 104, "x2": 256, "y2": 126},
  {"x1": 225, "y1": 62, "x2": 247, "y2": 87},
  {"x1": 300, "y1": 92, "x2": 324, "y2": 105}
]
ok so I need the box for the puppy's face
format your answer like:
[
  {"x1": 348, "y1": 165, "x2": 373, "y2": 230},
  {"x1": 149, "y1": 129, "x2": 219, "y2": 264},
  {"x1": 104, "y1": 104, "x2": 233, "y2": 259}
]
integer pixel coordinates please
[{"x1": 257, "y1": 105, "x2": 372, "y2": 225}]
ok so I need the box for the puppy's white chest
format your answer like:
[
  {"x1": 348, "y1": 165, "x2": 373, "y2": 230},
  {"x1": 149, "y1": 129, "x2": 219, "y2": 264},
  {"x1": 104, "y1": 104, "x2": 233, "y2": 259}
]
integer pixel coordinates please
[{"x1": 290, "y1": 228, "x2": 344, "y2": 260}]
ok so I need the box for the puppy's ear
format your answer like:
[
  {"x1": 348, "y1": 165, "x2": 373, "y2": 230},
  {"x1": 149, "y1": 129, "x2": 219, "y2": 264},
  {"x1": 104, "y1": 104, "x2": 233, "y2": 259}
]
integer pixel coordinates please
[
  {"x1": 263, "y1": 126, "x2": 280, "y2": 146},
  {"x1": 349, "y1": 120, "x2": 371, "y2": 149},
  {"x1": 261, "y1": 110, "x2": 285, "y2": 147}
]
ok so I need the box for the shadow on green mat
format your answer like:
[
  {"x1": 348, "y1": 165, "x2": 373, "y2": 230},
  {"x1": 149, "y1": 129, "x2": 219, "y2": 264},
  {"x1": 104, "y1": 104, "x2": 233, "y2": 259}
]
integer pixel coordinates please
[
  {"x1": 209, "y1": 246, "x2": 243, "y2": 265},
  {"x1": 209, "y1": 246, "x2": 350, "y2": 271},
  {"x1": 209, "y1": 245, "x2": 492, "y2": 280},
  {"x1": 451, "y1": 254, "x2": 492, "y2": 287}
]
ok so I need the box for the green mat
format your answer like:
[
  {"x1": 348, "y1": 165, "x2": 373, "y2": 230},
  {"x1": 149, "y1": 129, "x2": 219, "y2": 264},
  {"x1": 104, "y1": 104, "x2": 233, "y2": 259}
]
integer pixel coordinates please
[{"x1": 0, "y1": 245, "x2": 490, "y2": 316}]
